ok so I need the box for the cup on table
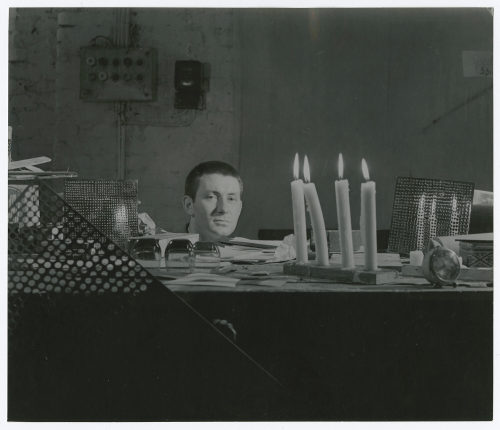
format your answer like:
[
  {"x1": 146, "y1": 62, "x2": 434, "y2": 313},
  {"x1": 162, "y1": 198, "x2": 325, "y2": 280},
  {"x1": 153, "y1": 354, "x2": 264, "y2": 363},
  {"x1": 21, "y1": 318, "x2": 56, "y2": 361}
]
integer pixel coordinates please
[
  {"x1": 165, "y1": 239, "x2": 194, "y2": 270},
  {"x1": 128, "y1": 238, "x2": 162, "y2": 268},
  {"x1": 193, "y1": 242, "x2": 221, "y2": 268}
]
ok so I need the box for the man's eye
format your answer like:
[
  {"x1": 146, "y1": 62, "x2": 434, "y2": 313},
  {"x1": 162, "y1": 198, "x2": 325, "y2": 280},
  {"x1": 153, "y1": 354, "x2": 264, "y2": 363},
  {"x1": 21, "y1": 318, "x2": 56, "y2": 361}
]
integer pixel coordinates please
[{"x1": 205, "y1": 194, "x2": 216, "y2": 199}]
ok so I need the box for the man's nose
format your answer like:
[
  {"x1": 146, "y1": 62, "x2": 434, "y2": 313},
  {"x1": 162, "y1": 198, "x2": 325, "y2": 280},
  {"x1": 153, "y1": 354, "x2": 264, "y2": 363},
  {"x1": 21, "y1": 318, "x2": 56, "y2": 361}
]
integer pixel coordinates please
[{"x1": 215, "y1": 197, "x2": 228, "y2": 213}]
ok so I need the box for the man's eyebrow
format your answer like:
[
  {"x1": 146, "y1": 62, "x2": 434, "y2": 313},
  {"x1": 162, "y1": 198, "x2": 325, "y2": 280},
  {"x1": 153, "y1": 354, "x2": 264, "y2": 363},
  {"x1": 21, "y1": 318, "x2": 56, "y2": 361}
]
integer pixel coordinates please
[{"x1": 204, "y1": 190, "x2": 239, "y2": 196}]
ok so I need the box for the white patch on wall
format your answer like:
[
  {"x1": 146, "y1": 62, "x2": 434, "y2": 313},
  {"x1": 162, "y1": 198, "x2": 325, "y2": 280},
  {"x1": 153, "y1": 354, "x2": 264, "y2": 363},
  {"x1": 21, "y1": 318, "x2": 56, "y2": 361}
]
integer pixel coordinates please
[{"x1": 462, "y1": 51, "x2": 493, "y2": 77}]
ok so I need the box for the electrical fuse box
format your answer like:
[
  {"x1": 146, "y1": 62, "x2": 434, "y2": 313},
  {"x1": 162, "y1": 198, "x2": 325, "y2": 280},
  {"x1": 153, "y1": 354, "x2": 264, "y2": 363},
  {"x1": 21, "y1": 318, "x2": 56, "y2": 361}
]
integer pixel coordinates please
[{"x1": 80, "y1": 47, "x2": 157, "y2": 102}]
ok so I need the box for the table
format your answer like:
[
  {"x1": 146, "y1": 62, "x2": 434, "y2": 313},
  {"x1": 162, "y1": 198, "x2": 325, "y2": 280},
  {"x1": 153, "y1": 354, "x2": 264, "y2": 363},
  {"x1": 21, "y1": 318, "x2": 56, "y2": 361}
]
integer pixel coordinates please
[
  {"x1": 8, "y1": 261, "x2": 493, "y2": 421},
  {"x1": 166, "y1": 266, "x2": 493, "y2": 421},
  {"x1": 7, "y1": 179, "x2": 492, "y2": 420}
]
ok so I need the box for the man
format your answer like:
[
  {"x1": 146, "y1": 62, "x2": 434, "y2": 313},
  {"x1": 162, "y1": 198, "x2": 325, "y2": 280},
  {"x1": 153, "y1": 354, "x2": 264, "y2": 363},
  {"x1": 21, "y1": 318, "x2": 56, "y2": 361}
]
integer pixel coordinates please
[{"x1": 183, "y1": 161, "x2": 243, "y2": 242}]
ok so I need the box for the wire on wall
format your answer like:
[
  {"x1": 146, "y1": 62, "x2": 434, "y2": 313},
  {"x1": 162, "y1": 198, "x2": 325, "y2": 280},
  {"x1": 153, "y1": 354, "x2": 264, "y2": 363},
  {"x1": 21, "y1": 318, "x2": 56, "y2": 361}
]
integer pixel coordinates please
[
  {"x1": 104, "y1": 9, "x2": 199, "y2": 145},
  {"x1": 113, "y1": 8, "x2": 130, "y2": 181},
  {"x1": 119, "y1": 9, "x2": 200, "y2": 128},
  {"x1": 89, "y1": 35, "x2": 113, "y2": 47}
]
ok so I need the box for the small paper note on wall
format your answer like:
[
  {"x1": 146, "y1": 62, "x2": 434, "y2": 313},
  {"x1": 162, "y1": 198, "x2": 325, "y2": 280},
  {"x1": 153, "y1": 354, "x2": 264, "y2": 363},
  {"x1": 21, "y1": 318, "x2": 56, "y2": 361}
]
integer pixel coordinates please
[{"x1": 462, "y1": 51, "x2": 493, "y2": 77}]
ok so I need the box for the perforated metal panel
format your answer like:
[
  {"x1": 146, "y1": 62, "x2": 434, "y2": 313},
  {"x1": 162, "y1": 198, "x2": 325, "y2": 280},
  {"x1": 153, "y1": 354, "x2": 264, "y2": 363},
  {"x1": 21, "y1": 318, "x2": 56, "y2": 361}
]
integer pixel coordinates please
[
  {"x1": 8, "y1": 181, "x2": 151, "y2": 301},
  {"x1": 387, "y1": 177, "x2": 474, "y2": 254},
  {"x1": 64, "y1": 179, "x2": 138, "y2": 249}
]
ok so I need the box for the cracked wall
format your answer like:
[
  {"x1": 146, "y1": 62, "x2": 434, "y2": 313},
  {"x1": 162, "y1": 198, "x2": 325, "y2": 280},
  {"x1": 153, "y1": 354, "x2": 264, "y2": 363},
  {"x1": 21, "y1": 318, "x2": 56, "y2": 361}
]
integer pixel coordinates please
[{"x1": 9, "y1": 8, "x2": 58, "y2": 162}]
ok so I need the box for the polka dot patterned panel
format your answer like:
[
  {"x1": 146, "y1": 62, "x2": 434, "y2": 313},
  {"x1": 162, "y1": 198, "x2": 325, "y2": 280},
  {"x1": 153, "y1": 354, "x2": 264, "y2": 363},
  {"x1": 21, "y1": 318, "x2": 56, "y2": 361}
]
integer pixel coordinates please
[{"x1": 8, "y1": 181, "x2": 153, "y2": 300}]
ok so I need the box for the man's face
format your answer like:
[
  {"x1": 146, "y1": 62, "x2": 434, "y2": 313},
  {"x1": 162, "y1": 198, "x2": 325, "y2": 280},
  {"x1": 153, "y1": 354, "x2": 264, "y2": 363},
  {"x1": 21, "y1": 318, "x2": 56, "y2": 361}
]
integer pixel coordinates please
[{"x1": 184, "y1": 173, "x2": 243, "y2": 242}]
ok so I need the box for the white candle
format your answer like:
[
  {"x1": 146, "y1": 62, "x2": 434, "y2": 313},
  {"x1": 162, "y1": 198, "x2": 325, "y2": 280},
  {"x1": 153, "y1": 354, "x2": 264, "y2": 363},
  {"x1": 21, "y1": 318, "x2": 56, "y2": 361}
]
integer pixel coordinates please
[
  {"x1": 291, "y1": 153, "x2": 308, "y2": 264},
  {"x1": 334, "y1": 153, "x2": 355, "y2": 269},
  {"x1": 361, "y1": 158, "x2": 378, "y2": 271},
  {"x1": 303, "y1": 156, "x2": 329, "y2": 266}
]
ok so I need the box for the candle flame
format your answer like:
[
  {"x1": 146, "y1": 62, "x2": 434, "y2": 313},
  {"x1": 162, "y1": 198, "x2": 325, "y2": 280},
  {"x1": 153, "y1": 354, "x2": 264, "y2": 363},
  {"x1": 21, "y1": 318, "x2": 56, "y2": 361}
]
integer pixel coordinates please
[
  {"x1": 338, "y1": 153, "x2": 344, "y2": 179},
  {"x1": 361, "y1": 158, "x2": 370, "y2": 181},
  {"x1": 293, "y1": 153, "x2": 299, "y2": 180},
  {"x1": 303, "y1": 155, "x2": 311, "y2": 183}
]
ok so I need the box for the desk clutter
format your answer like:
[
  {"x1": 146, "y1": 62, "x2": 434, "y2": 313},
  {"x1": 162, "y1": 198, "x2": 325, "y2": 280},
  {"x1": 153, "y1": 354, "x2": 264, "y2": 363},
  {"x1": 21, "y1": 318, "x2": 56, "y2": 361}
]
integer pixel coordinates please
[
  {"x1": 8, "y1": 155, "x2": 78, "y2": 180},
  {"x1": 286, "y1": 153, "x2": 492, "y2": 286},
  {"x1": 8, "y1": 179, "x2": 492, "y2": 294},
  {"x1": 458, "y1": 235, "x2": 493, "y2": 268}
]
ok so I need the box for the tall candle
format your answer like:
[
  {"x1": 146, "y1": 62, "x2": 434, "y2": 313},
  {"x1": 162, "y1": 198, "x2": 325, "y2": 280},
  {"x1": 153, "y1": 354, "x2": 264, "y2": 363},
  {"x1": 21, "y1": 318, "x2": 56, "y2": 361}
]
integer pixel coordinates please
[
  {"x1": 291, "y1": 153, "x2": 308, "y2": 263},
  {"x1": 303, "y1": 156, "x2": 329, "y2": 266},
  {"x1": 334, "y1": 153, "x2": 355, "y2": 269},
  {"x1": 360, "y1": 158, "x2": 378, "y2": 270}
]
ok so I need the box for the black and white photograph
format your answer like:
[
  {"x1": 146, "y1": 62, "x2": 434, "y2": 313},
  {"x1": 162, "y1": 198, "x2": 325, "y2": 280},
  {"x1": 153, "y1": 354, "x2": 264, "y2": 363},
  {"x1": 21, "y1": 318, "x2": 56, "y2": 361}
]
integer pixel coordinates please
[{"x1": 4, "y1": 2, "x2": 495, "y2": 425}]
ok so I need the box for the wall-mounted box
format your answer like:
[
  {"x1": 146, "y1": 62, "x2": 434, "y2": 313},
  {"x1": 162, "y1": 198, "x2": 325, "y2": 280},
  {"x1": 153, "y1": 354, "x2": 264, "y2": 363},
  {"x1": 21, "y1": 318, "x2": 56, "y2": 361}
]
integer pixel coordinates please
[
  {"x1": 174, "y1": 60, "x2": 209, "y2": 110},
  {"x1": 80, "y1": 47, "x2": 157, "y2": 102}
]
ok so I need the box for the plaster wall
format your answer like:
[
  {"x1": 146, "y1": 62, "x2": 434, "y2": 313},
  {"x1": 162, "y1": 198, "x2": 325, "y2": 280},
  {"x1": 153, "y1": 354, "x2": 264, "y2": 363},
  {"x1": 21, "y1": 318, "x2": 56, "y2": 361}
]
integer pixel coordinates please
[
  {"x1": 9, "y1": 8, "x2": 493, "y2": 238},
  {"x1": 237, "y1": 8, "x2": 493, "y2": 237},
  {"x1": 10, "y1": 8, "x2": 240, "y2": 232}
]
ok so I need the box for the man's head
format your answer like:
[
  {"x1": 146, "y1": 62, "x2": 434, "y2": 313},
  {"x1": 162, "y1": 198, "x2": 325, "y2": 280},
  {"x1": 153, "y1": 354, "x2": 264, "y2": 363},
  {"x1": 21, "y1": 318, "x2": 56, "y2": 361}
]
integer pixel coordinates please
[{"x1": 183, "y1": 161, "x2": 243, "y2": 242}]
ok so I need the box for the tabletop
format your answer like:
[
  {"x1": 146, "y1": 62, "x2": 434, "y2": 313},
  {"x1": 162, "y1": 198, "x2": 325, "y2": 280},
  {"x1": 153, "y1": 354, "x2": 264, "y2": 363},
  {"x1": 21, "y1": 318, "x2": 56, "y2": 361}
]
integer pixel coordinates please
[{"x1": 147, "y1": 262, "x2": 493, "y2": 294}]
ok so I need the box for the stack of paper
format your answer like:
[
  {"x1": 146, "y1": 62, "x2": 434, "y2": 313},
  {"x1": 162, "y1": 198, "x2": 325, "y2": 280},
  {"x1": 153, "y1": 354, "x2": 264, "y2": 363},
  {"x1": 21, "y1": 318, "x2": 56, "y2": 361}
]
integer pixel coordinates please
[{"x1": 217, "y1": 237, "x2": 281, "y2": 263}]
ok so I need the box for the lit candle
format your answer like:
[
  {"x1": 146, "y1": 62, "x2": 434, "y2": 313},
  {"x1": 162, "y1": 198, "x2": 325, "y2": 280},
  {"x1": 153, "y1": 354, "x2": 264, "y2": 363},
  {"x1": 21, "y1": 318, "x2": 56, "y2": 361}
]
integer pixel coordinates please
[
  {"x1": 291, "y1": 153, "x2": 308, "y2": 263},
  {"x1": 303, "y1": 155, "x2": 329, "y2": 266},
  {"x1": 334, "y1": 153, "x2": 355, "y2": 269},
  {"x1": 360, "y1": 158, "x2": 378, "y2": 271}
]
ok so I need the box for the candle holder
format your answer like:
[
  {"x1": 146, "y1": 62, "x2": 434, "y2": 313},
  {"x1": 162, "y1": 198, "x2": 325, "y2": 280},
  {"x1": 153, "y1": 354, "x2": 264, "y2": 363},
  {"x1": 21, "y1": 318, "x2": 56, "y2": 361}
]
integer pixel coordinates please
[{"x1": 283, "y1": 261, "x2": 398, "y2": 285}]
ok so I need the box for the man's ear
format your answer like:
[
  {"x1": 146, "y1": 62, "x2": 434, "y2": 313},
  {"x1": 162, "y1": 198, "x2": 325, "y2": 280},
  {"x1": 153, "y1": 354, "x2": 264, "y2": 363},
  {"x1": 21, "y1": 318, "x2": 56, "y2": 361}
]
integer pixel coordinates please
[{"x1": 183, "y1": 195, "x2": 195, "y2": 217}]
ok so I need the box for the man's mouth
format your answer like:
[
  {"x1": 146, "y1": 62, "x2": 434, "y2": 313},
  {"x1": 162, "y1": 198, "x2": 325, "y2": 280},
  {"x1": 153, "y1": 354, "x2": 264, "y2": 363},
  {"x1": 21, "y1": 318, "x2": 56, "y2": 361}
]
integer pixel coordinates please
[{"x1": 213, "y1": 219, "x2": 229, "y2": 225}]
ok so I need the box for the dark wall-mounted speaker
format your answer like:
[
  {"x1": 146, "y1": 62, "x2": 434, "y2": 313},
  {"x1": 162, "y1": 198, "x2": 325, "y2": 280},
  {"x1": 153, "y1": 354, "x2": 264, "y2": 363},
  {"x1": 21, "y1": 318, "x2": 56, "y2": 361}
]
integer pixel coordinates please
[{"x1": 174, "y1": 60, "x2": 208, "y2": 110}]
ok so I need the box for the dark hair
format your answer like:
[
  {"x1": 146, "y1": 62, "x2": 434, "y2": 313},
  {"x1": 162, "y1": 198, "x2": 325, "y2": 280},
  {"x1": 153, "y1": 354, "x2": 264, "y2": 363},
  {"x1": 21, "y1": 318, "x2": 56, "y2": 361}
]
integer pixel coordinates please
[{"x1": 184, "y1": 161, "x2": 243, "y2": 200}]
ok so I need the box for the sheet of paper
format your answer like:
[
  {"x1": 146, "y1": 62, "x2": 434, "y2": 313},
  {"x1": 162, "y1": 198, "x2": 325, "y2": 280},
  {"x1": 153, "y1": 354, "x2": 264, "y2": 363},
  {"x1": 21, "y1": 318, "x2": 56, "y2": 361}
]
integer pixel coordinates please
[
  {"x1": 218, "y1": 246, "x2": 276, "y2": 262},
  {"x1": 163, "y1": 273, "x2": 239, "y2": 288},
  {"x1": 229, "y1": 237, "x2": 281, "y2": 248}
]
